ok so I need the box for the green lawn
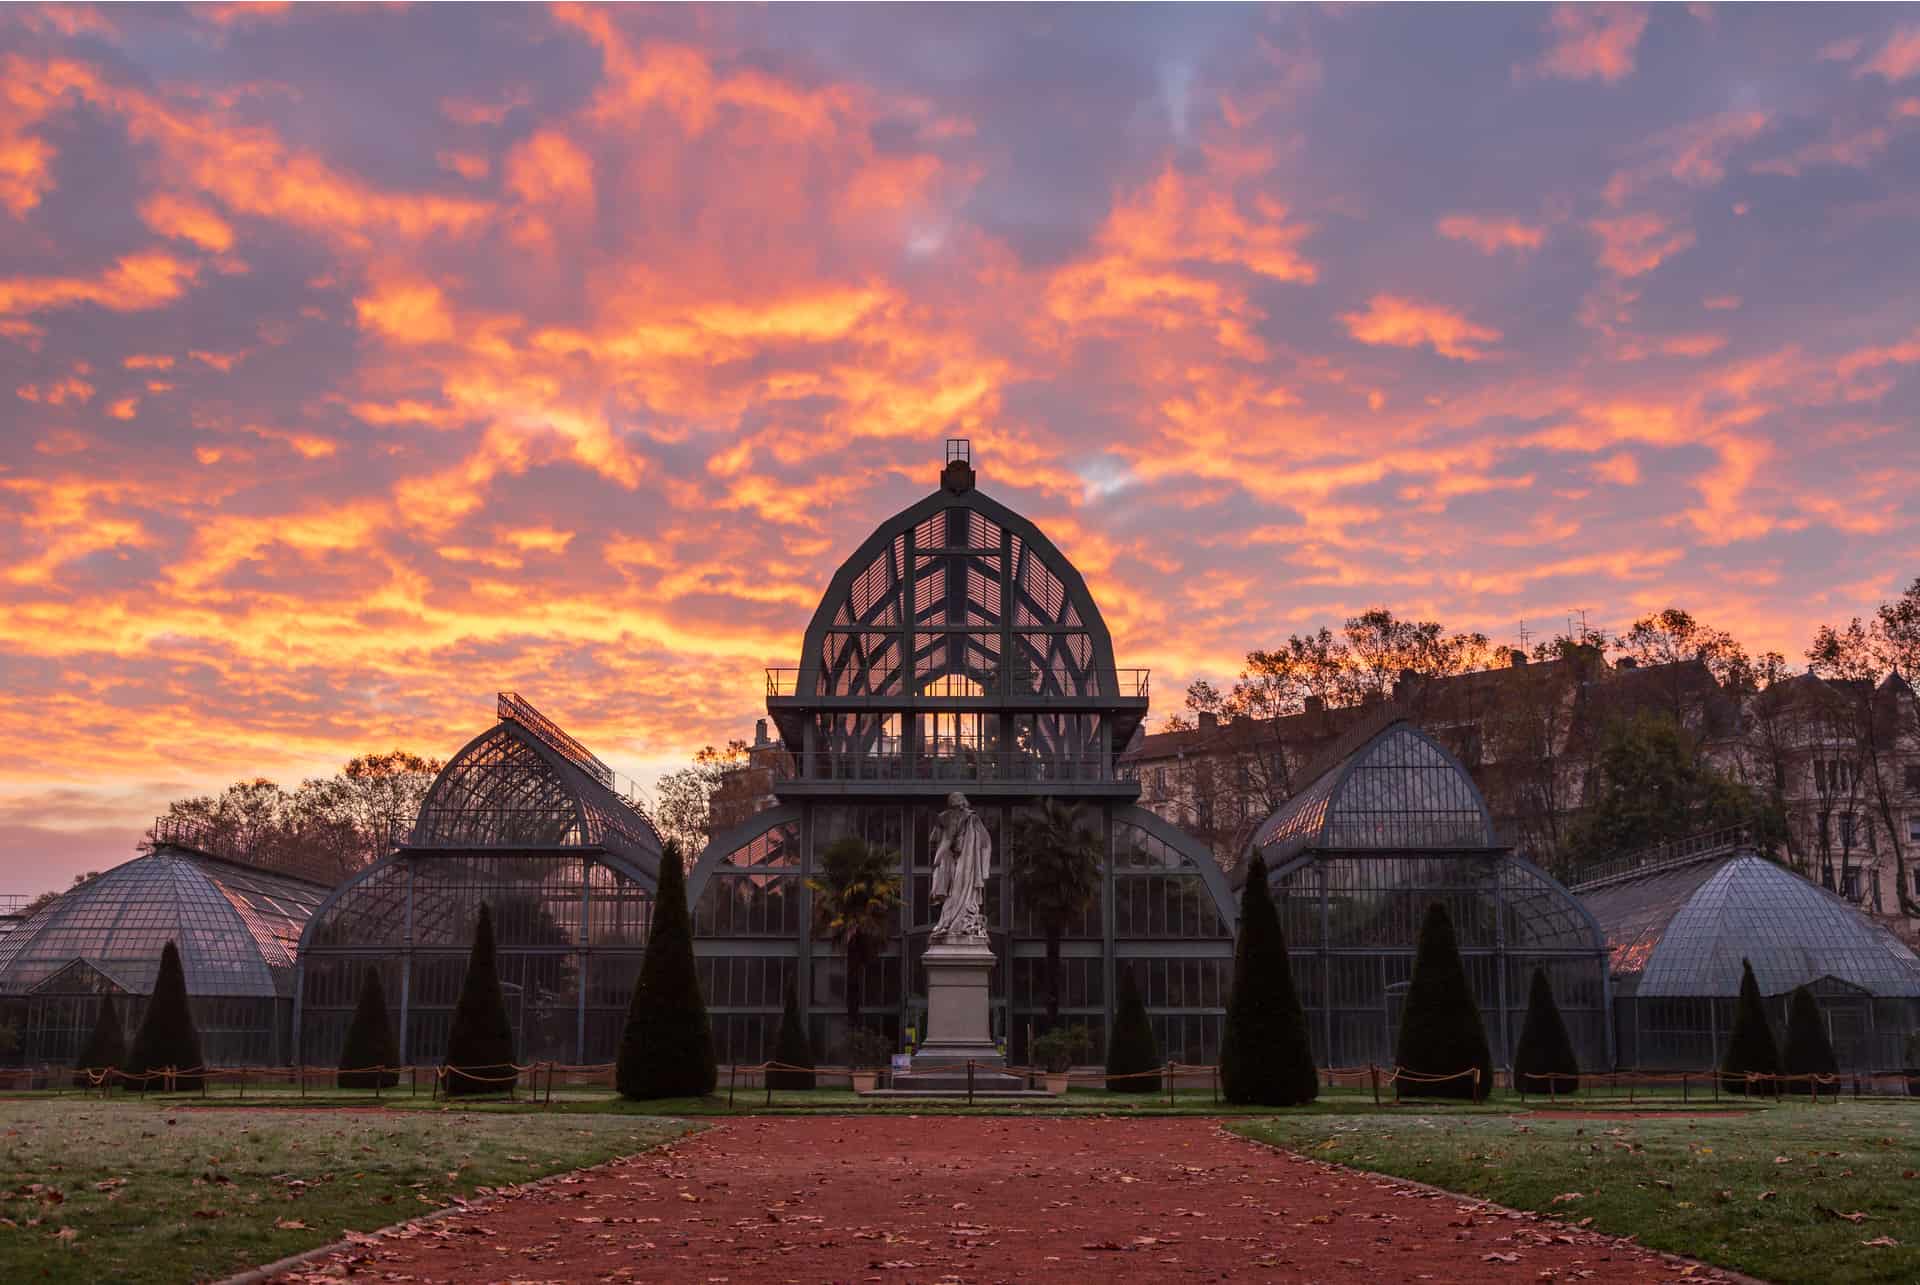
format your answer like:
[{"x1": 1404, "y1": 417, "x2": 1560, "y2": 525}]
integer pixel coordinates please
[
  {"x1": 0, "y1": 1098, "x2": 690, "y2": 1284},
  {"x1": 1232, "y1": 1101, "x2": 1920, "y2": 1285}
]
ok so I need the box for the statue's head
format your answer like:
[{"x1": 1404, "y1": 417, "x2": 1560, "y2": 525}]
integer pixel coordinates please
[{"x1": 945, "y1": 791, "x2": 968, "y2": 809}]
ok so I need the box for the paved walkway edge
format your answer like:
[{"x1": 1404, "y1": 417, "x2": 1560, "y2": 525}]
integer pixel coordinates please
[
  {"x1": 209, "y1": 1121, "x2": 710, "y2": 1285},
  {"x1": 1223, "y1": 1123, "x2": 1774, "y2": 1285}
]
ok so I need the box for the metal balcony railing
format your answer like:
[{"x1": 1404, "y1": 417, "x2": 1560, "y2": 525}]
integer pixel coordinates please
[
  {"x1": 766, "y1": 667, "x2": 1150, "y2": 700},
  {"x1": 789, "y1": 751, "x2": 1125, "y2": 786}
]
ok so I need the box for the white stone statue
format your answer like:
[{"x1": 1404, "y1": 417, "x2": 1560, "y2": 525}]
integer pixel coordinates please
[{"x1": 930, "y1": 791, "x2": 991, "y2": 941}]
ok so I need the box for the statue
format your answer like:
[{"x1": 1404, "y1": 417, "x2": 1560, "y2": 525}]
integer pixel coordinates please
[{"x1": 930, "y1": 792, "x2": 991, "y2": 941}]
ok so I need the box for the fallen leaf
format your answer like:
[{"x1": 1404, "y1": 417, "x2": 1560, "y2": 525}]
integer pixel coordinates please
[
  {"x1": 1484, "y1": 1251, "x2": 1521, "y2": 1263},
  {"x1": 277, "y1": 1219, "x2": 309, "y2": 1230},
  {"x1": 1861, "y1": 1237, "x2": 1900, "y2": 1248},
  {"x1": 1550, "y1": 1192, "x2": 1582, "y2": 1204}
]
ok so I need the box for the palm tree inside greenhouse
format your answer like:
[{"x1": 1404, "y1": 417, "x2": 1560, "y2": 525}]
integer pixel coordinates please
[
  {"x1": 806, "y1": 836, "x2": 903, "y2": 1043},
  {"x1": 1012, "y1": 797, "x2": 1102, "y2": 1029}
]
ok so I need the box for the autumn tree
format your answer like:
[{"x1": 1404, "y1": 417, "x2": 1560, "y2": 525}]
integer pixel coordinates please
[
  {"x1": 1809, "y1": 609, "x2": 1919, "y2": 918},
  {"x1": 1614, "y1": 608, "x2": 1749, "y2": 725},
  {"x1": 652, "y1": 741, "x2": 750, "y2": 854}
]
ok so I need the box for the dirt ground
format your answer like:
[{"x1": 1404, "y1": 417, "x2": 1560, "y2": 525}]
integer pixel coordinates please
[{"x1": 274, "y1": 1116, "x2": 1737, "y2": 1283}]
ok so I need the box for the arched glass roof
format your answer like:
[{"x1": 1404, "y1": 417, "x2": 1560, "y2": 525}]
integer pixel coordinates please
[
  {"x1": 412, "y1": 706, "x2": 662, "y2": 874},
  {"x1": 1251, "y1": 721, "x2": 1496, "y2": 866},
  {"x1": 0, "y1": 848, "x2": 326, "y2": 998},
  {"x1": 1581, "y1": 854, "x2": 1920, "y2": 998},
  {"x1": 792, "y1": 477, "x2": 1128, "y2": 702}
]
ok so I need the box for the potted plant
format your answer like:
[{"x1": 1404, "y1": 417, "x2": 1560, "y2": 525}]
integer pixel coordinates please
[
  {"x1": 845, "y1": 1027, "x2": 894, "y2": 1093},
  {"x1": 1032, "y1": 1025, "x2": 1092, "y2": 1095}
]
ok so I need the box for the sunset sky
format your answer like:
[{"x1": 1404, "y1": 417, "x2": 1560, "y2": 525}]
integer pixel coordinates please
[{"x1": 4, "y1": 3, "x2": 1920, "y2": 891}]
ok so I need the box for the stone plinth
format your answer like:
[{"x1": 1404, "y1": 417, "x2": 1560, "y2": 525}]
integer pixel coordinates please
[{"x1": 915, "y1": 937, "x2": 999, "y2": 1066}]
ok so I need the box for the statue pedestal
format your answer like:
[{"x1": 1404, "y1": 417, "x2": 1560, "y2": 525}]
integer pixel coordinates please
[{"x1": 914, "y1": 937, "x2": 1000, "y2": 1065}]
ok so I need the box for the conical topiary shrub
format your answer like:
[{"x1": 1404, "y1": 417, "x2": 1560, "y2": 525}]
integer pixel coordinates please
[
  {"x1": 1394, "y1": 903, "x2": 1492, "y2": 1101},
  {"x1": 443, "y1": 903, "x2": 517, "y2": 1096},
  {"x1": 1720, "y1": 958, "x2": 1779, "y2": 1096},
  {"x1": 1105, "y1": 963, "x2": 1161, "y2": 1093},
  {"x1": 1781, "y1": 984, "x2": 1837, "y2": 1096},
  {"x1": 338, "y1": 968, "x2": 401, "y2": 1089},
  {"x1": 767, "y1": 981, "x2": 815, "y2": 1090},
  {"x1": 1512, "y1": 967, "x2": 1580, "y2": 1096},
  {"x1": 617, "y1": 842, "x2": 718, "y2": 1099},
  {"x1": 125, "y1": 941, "x2": 204, "y2": 1092},
  {"x1": 1219, "y1": 855, "x2": 1318, "y2": 1106},
  {"x1": 72, "y1": 992, "x2": 127, "y2": 1088}
]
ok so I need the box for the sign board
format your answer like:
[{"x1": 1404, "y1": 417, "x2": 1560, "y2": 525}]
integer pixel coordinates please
[{"x1": 890, "y1": 1053, "x2": 912, "y2": 1073}]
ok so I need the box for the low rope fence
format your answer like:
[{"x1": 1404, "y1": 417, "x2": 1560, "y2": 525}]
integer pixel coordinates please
[{"x1": 5, "y1": 1060, "x2": 1915, "y2": 1106}]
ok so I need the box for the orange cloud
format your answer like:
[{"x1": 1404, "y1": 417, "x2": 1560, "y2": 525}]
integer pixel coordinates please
[
  {"x1": 354, "y1": 274, "x2": 458, "y2": 345},
  {"x1": 0, "y1": 251, "x2": 198, "y2": 314},
  {"x1": 1858, "y1": 25, "x2": 1920, "y2": 82},
  {"x1": 1523, "y1": 4, "x2": 1649, "y2": 84},
  {"x1": 1592, "y1": 452, "x2": 1641, "y2": 485},
  {"x1": 1588, "y1": 212, "x2": 1695, "y2": 277},
  {"x1": 1436, "y1": 214, "x2": 1547, "y2": 255},
  {"x1": 16, "y1": 376, "x2": 94, "y2": 405},
  {"x1": 138, "y1": 192, "x2": 235, "y2": 252},
  {"x1": 106, "y1": 396, "x2": 137, "y2": 419},
  {"x1": 1340, "y1": 294, "x2": 1501, "y2": 362},
  {"x1": 437, "y1": 149, "x2": 490, "y2": 181},
  {"x1": 505, "y1": 129, "x2": 594, "y2": 207},
  {"x1": 1661, "y1": 332, "x2": 1726, "y2": 358}
]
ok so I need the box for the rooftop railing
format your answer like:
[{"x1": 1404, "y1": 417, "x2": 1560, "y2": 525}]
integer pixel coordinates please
[
  {"x1": 766, "y1": 667, "x2": 1149, "y2": 700},
  {"x1": 1569, "y1": 824, "x2": 1754, "y2": 892}
]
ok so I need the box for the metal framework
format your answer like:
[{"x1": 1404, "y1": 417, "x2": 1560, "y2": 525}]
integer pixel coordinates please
[
  {"x1": 1583, "y1": 851, "x2": 1920, "y2": 1070},
  {"x1": 692, "y1": 447, "x2": 1235, "y2": 1066},
  {"x1": 1252, "y1": 722, "x2": 1613, "y2": 1070},
  {"x1": 293, "y1": 696, "x2": 662, "y2": 1067},
  {"x1": 0, "y1": 845, "x2": 327, "y2": 1065}
]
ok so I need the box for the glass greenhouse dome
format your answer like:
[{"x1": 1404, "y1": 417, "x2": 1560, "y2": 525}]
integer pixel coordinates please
[
  {"x1": 1252, "y1": 718, "x2": 1613, "y2": 1071},
  {"x1": 691, "y1": 443, "x2": 1238, "y2": 1066},
  {"x1": 0, "y1": 839, "x2": 327, "y2": 1065},
  {"x1": 1579, "y1": 852, "x2": 1920, "y2": 1070},
  {"x1": 293, "y1": 693, "x2": 660, "y2": 1067}
]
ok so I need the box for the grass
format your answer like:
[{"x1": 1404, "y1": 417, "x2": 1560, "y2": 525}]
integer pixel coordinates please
[
  {"x1": 0, "y1": 1097, "x2": 690, "y2": 1284},
  {"x1": 1231, "y1": 1100, "x2": 1920, "y2": 1285}
]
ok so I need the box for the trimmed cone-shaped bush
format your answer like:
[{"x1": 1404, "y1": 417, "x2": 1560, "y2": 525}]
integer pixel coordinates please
[
  {"x1": 443, "y1": 903, "x2": 517, "y2": 1096},
  {"x1": 338, "y1": 968, "x2": 400, "y2": 1089},
  {"x1": 1105, "y1": 963, "x2": 1161, "y2": 1093},
  {"x1": 125, "y1": 941, "x2": 204, "y2": 1092},
  {"x1": 72, "y1": 992, "x2": 127, "y2": 1088},
  {"x1": 1720, "y1": 958, "x2": 1780, "y2": 1096},
  {"x1": 1512, "y1": 967, "x2": 1581, "y2": 1095},
  {"x1": 1395, "y1": 903, "x2": 1492, "y2": 1101},
  {"x1": 617, "y1": 842, "x2": 718, "y2": 1099},
  {"x1": 767, "y1": 981, "x2": 816, "y2": 1090},
  {"x1": 1782, "y1": 984, "x2": 1837, "y2": 1096},
  {"x1": 1219, "y1": 855, "x2": 1318, "y2": 1106}
]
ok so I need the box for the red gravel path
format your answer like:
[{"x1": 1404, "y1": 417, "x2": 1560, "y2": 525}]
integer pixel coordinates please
[{"x1": 275, "y1": 1117, "x2": 1736, "y2": 1283}]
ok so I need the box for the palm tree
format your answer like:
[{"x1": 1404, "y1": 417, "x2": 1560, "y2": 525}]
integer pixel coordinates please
[
  {"x1": 1011, "y1": 798, "x2": 1102, "y2": 1028},
  {"x1": 807, "y1": 836, "x2": 904, "y2": 1040}
]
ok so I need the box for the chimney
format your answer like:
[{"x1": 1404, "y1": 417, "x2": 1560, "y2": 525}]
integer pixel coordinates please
[
  {"x1": 1509, "y1": 649, "x2": 1529, "y2": 668},
  {"x1": 1616, "y1": 657, "x2": 1639, "y2": 670},
  {"x1": 1198, "y1": 710, "x2": 1219, "y2": 730},
  {"x1": 1392, "y1": 667, "x2": 1424, "y2": 701},
  {"x1": 754, "y1": 718, "x2": 770, "y2": 747},
  {"x1": 1304, "y1": 695, "x2": 1325, "y2": 716}
]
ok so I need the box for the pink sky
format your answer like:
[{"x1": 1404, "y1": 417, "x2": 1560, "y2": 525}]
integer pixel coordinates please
[{"x1": 3, "y1": 4, "x2": 1919, "y2": 890}]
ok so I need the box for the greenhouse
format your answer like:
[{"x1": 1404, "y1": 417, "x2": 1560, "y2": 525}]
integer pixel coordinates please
[
  {"x1": 1579, "y1": 850, "x2": 1920, "y2": 1071},
  {"x1": 688, "y1": 442, "x2": 1238, "y2": 1067},
  {"x1": 1251, "y1": 718, "x2": 1613, "y2": 1071},
  {"x1": 0, "y1": 828, "x2": 327, "y2": 1065},
  {"x1": 292, "y1": 692, "x2": 661, "y2": 1067}
]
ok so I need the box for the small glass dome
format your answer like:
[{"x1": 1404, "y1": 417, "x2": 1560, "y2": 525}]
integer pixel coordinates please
[
  {"x1": 0, "y1": 848, "x2": 325, "y2": 999},
  {"x1": 1582, "y1": 854, "x2": 1920, "y2": 999}
]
